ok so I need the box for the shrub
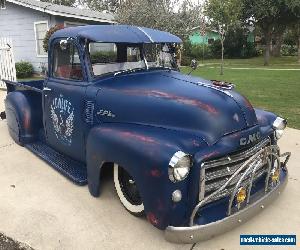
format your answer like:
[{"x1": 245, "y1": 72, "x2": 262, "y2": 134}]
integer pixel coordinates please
[
  {"x1": 281, "y1": 45, "x2": 297, "y2": 56},
  {"x1": 182, "y1": 40, "x2": 214, "y2": 62},
  {"x1": 181, "y1": 55, "x2": 192, "y2": 66},
  {"x1": 90, "y1": 51, "x2": 117, "y2": 64},
  {"x1": 15, "y1": 61, "x2": 33, "y2": 78}
]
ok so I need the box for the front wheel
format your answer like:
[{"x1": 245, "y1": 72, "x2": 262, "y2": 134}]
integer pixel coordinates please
[{"x1": 113, "y1": 163, "x2": 144, "y2": 216}]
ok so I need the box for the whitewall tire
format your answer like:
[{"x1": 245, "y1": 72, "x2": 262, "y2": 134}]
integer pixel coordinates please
[{"x1": 113, "y1": 163, "x2": 144, "y2": 216}]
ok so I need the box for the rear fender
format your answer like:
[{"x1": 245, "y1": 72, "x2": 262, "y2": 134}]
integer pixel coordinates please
[{"x1": 5, "y1": 91, "x2": 42, "y2": 144}]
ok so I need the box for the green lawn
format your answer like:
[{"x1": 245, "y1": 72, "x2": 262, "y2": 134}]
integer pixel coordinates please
[
  {"x1": 197, "y1": 56, "x2": 300, "y2": 69},
  {"x1": 182, "y1": 57, "x2": 300, "y2": 129}
]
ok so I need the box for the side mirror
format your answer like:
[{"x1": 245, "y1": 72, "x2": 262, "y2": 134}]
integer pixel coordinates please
[{"x1": 190, "y1": 59, "x2": 198, "y2": 70}]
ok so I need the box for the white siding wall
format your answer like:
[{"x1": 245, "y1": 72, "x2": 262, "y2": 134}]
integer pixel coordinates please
[{"x1": 0, "y1": 3, "x2": 55, "y2": 72}]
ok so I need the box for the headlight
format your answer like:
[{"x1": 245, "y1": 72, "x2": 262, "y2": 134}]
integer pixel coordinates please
[
  {"x1": 168, "y1": 151, "x2": 192, "y2": 182},
  {"x1": 272, "y1": 117, "x2": 287, "y2": 140}
]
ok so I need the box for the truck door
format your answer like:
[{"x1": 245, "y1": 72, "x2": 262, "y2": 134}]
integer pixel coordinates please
[{"x1": 43, "y1": 39, "x2": 87, "y2": 162}]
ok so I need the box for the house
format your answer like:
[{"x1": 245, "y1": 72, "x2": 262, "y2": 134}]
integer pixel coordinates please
[
  {"x1": 0, "y1": 0, "x2": 116, "y2": 73},
  {"x1": 189, "y1": 28, "x2": 220, "y2": 45},
  {"x1": 189, "y1": 27, "x2": 255, "y2": 45}
]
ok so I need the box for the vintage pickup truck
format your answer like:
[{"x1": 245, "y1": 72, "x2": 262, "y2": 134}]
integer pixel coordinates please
[{"x1": 1, "y1": 25, "x2": 291, "y2": 243}]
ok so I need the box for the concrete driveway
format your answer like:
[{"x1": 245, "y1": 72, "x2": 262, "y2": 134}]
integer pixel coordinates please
[{"x1": 0, "y1": 90, "x2": 299, "y2": 250}]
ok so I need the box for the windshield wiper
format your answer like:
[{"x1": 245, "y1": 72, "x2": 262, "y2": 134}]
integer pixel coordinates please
[{"x1": 114, "y1": 68, "x2": 144, "y2": 77}]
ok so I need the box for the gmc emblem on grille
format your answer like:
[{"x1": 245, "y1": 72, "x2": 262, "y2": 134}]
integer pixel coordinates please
[{"x1": 240, "y1": 132, "x2": 261, "y2": 146}]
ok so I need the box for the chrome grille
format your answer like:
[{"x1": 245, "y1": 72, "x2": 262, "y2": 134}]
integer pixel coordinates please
[{"x1": 199, "y1": 138, "x2": 271, "y2": 204}]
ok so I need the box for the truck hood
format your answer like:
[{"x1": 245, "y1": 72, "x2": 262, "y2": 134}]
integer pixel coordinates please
[{"x1": 94, "y1": 70, "x2": 258, "y2": 145}]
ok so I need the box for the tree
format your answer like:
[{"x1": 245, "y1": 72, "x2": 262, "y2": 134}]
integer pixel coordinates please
[
  {"x1": 116, "y1": 0, "x2": 202, "y2": 40},
  {"x1": 286, "y1": 0, "x2": 300, "y2": 62},
  {"x1": 79, "y1": 0, "x2": 120, "y2": 13},
  {"x1": 204, "y1": 0, "x2": 241, "y2": 75},
  {"x1": 40, "y1": 0, "x2": 76, "y2": 6},
  {"x1": 242, "y1": 0, "x2": 300, "y2": 65}
]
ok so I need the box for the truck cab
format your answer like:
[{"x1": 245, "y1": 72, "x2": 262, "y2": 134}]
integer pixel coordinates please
[{"x1": 2, "y1": 25, "x2": 291, "y2": 243}]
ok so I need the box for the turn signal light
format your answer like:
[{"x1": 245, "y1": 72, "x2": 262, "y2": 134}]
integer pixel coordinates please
[
  {"x1": 271, "y1": 168, "x2": 280, "y2": 182},
  {"x1": 236, "y1": 187, "x2": 247, "y2": 204}
]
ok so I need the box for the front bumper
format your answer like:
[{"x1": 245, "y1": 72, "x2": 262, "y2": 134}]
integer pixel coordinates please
[{"x1": 165, "y1": 172, "x2": 288, "y2": 243}]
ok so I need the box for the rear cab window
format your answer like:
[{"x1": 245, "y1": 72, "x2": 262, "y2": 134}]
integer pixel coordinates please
[{"x1": 89, "y1": 43, "x2": 145, "y2": 77}]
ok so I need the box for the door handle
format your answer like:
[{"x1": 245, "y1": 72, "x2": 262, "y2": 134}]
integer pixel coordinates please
[{"x1": 43, "y1": 87, "x2": 52, "y2": 91}]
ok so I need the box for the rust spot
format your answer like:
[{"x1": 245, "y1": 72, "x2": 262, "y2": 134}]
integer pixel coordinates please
[
  {"x1": 23, "y1": 110, "x2": 30, "y2": 130},
  {"x1": 119, "y1": 131, "x2": 157, "y2": 144},
  {"x1": 147, "y1": 212, "x2": 159, "y2": 226},
  {"x1": 192, "y1": 139, "x2": 201, "y2": 147},
  {"x1": 203, "y1": 151, "x2": 219, "y2": 160},
  {"x1": 110, "y1": 88, "x2": 219, "y2": 115},
  {"x1": 243, "y1": 96, "x2": 254, "y2": 110},
  {"x1": 150, "y1": 169, "x2": 162, "y2": 178}
]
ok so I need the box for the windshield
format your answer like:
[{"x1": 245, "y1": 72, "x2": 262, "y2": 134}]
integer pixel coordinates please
[
  {"x1": 88, "y1": 42, "x2": 178, "y2": 77},
  {"x1": 144, "y1": 43, "x2": 177, "y2": 70}
]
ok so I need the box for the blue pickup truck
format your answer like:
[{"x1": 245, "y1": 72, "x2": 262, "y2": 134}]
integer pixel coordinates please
[{"x1": 1, "y1": 25, "x2": 291, "y2": 243}]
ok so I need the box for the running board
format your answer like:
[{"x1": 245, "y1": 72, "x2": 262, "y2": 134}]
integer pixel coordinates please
[{"x1": 25, "y1": 141, "x2": 87, "y2": 185}]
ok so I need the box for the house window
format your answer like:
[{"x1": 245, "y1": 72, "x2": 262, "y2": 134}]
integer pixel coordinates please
[
  {"x1": 208, "y1": 38, "x2": 215, "y2": 45},
  {"x1": 34, "y1": 21, "x2": 48, "y2": 57},
  {"x1": 0, "y1": 0, "x2": 6, "y2": 9}
]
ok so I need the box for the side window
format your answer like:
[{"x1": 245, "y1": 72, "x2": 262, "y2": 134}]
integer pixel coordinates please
[
  {"x1": 52, "y1": 40, "x2": 83, "y2": 81},
  {"x1": 127, "y1": 47, "x2": 141, "y2": 62}
]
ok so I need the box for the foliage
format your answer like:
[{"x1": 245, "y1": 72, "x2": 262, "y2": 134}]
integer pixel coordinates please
[
  {"x1": 280, "y1": 45, "x2": 297, "y2": 56},
  {"x1": 116, "y1": 0, "x2": 202, "y2": 40},
  {"x1": 204, "y1": 0, "x2": 242, "y2": 74},
  {"x1": 241, "y1": 0, "x2": 300, "y2": 65},
  {"x1": 182, "y1": 40, "x2": 214, "y2": 62},
  {"x1": 79, "y1": 0, "x2": 120, "y2": 12},
  {"x1": 43, "y1": 25, "x2": 64, "y2": 53},
  {"x1": 15, "y1": 61, "x2": 33, "y2": 78},
  {"x1": 90, "y1": 51, "x2": 117, "y2": 63},
  {"x1": 40, "y1": 0, "x2": 76, "y2": 6}
]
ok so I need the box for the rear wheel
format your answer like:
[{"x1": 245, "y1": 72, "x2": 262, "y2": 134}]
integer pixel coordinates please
[{"x1": 113, "y1": 163, "x2": 144, "y2": 216}]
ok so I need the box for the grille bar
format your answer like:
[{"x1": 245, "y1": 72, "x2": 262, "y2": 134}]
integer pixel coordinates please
[{"x1": 199, "y1": 138, "x2": 271, "y2": 203}]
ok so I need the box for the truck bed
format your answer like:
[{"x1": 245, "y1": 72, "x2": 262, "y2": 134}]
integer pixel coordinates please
[{"x1": 4, "y1": 79, "x2": 44, "y2": 93}]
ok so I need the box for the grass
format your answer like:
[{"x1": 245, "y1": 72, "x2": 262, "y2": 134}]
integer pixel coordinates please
[
  {"x1": 17, "y1": 76, "x2": 44, "y2": 81},
  {"x1": 182, "y1": 56, "x2": 300, "y2": 129},
  {"x1": 197, "y1": 56, "x2": 300, "y2": 68}
]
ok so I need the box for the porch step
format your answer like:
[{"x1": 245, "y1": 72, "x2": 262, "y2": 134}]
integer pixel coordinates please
[{"x1": 25, "y1": 141, "x2": 87, "y2": 185}]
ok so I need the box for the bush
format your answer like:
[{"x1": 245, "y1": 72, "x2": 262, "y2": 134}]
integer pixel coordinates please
[
  {"x1": 90, "y1": 51, "x2": 117, "y2": 64},
  {"x1": 281, "y1": 45, "x2": 297, "y2": 56},
  {"x1": 182, "y1": 40, "x2": 214, "y2": 62},
  {"x1": 15, "y1": 61, "x2": 33, "y2": 78},
  {"x1": 181, "y1": 55, "x2": 192, "y2": 66}
]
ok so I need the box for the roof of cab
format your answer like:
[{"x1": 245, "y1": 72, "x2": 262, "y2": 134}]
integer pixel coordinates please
[{"x1": 50, "y1": 25, "x2": 182, "y2": 44}]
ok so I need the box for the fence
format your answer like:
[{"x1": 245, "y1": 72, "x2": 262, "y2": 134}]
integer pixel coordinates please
[{"x1": 0, "y1": 37, "x2": 16, "y2": 89}]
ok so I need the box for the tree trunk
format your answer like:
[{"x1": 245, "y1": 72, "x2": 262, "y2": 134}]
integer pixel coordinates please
[
  {"x1": 264, "y1": 30, "x2": 272, "y2": 66},
  {"x1": 220, "y1": 39, "x2": 224, "y2": 75},
  {"x1": 298, "y1": 35, "x2": 300, "y2": 63},
  {"x1": 272, "y1": 31, "x2": 284, "y2": 57}
]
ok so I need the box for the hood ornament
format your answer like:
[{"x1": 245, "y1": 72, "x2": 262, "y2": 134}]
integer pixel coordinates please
[{"x1": 211, "y1": 80, "x2": 235, "y2": 90}]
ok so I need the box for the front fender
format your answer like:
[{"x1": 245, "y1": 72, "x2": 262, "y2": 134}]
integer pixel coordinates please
[{"x1": 86, "y1": 123, "x2": 206, "y2": 229}]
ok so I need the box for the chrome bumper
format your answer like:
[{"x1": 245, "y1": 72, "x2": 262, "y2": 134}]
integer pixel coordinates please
[{"x1": 165, "y1": 173, "x2": 288, "y2": 243}]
